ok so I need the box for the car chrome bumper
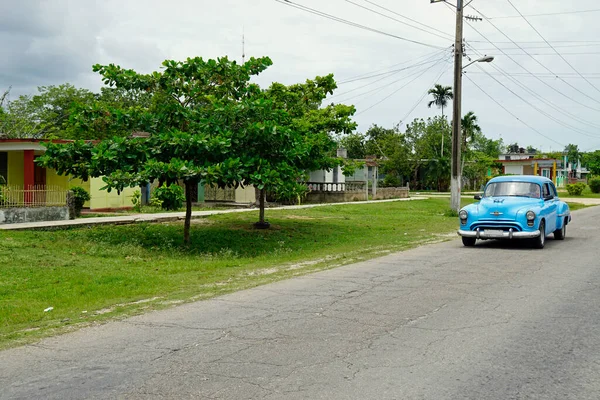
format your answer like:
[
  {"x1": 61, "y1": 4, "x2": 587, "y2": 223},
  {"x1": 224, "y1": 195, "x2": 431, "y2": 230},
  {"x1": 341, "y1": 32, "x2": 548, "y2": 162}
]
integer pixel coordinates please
[{"x1": 458, "y1": 228, "x2": 541, "y2": 240}]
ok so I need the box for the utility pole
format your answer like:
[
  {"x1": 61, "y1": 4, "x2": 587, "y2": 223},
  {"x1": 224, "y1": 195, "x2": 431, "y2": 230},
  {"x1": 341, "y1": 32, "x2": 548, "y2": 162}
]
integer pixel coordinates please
[{"x1": 450, "y1": 0, "x2": 464, "y2": 212}]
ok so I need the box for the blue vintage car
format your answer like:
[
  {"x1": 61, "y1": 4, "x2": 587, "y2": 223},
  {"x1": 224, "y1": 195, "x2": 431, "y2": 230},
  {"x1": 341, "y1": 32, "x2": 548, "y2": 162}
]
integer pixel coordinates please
[{"x1": 458, "y1": 176, "x2": 571, "y2": 249}]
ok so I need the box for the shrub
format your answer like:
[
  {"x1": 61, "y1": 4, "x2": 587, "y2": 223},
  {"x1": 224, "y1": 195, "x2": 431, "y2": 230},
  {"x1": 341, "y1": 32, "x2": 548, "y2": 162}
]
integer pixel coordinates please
[
  {"x1": 70, "y1": 186, "x2": 91, "y2": 217},
  {"x1": 380, "y1": 175, "x2": 401, "y2": 188},
  {"x1": 131, "y1": 190, "x2": 142, "y2": 212},
  {"x1": 588, "y1": 177, "x2": 600, "y2": 194},
  {"x1": 153, "y1": 184, "x2": 185, "y2": 211},
  {"x1": 566, "y1": 182, "x2": 586, "y2": 196}
]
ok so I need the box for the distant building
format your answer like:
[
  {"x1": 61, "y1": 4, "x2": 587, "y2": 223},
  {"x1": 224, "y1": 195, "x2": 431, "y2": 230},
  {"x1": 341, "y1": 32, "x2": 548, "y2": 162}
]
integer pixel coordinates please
[{"x1": 496, "y1": 152, "x2": 563, "y2": 185}]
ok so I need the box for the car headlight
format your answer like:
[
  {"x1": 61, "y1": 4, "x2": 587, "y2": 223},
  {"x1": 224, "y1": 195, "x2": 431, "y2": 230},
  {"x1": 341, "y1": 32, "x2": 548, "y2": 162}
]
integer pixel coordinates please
[
  {"x1": 459, "y1": 210, "x2": 468, "y2": 220},
  {"x1": 526, "y1": 211, "x2": 536, "y2": 221}
]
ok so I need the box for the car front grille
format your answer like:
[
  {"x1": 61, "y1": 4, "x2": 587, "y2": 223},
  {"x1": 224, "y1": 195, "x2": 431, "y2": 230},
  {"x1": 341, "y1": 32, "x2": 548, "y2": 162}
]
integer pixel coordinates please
[{"x1": 470, "y1": 222, "x2": 523, "y2": 232}]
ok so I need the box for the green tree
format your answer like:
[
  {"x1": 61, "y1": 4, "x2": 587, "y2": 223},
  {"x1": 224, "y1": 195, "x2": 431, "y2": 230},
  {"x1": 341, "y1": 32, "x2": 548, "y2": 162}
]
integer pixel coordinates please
[
  {"x1": 461, "y1": 111, "x2": 481, "y2": 152},
  {"x1": 582, "y1": 150, "x2": 600, "y2": 176},
  {"x1": 39, "y1": 56, "x2": 273, "y2": 244},
  {"x1": 427, "y1": 84, "x2": 453, "y2": 118},
  {"x1": 337, "y1": 132, "x2": 366, "y2": 159},
  {"x1": 241, "y1": 75, "x2": 357, "y2": 227},
  {"x1": 0, "y1": 84, "x2": 96, "y2": 139},
  {"x1": 564, "y1": 144, "x2": 581, "y2": 171}
]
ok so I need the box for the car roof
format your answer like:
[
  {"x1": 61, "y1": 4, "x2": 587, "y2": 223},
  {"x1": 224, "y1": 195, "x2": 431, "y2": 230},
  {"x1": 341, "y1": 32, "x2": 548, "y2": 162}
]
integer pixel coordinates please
[{"x1": 488, "y1": 175, "x2": 553, "y2": 185}]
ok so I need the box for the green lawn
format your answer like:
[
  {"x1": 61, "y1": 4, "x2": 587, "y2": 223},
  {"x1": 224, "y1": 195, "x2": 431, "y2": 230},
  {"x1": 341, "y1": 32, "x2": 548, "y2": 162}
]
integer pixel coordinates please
[
  {"x1": 0, "y1": 198, "x2": 468, "y2": 349},
  {"x1": 559, "y1": 187, "x2": 600, "y2": 199}
]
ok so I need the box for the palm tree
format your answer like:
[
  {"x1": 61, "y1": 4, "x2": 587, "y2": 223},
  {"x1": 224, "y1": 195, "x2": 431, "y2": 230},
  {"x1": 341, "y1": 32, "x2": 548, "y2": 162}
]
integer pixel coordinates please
[
  {"x1": 460, "y1": 111, "x2": 482, "y2": 178},
  {"x1": 427, "y1": 84, "x2": 453, "y2": 117},
  {"x1": 427, "y1": 84, "x2": 453, "y2": 156},
  {"x1": 461, "y1": 111, "x2": 481, "y2": 152}
]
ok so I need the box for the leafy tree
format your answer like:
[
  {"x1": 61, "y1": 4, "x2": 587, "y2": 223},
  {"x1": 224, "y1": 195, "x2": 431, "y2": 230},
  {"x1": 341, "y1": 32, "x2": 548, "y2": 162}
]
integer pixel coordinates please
[
  {"x1": 39, "y1": 56, "x2": 273, "y2": 244},
  {"x1": 337, "y1": 132, "x2": 366, "y2": 159},
  {"x1": 564, "y1": 144, "x2": 581, "y2": 170},
  {"x1": 461, "y1": 111, "x2": 481, "y2": 153},
  {"x1": 0, "y1": 84, "x2": 96, "y2": 139},
  {"x1": 427, "y1": 84, "x2": 453, "y2": 117},
  {"x1": 526, "y1": 146, "x2": 538, "y2": 154},
  {"x1": 506, "y1": 142, "x2": 520, "y2": 153},
  {"x1": 405, "y1": 116, "x2": 452, "y2": 190},
  {"x1": 240, "y1": 75, "x2": 356, "y2": 227},
  {"x1": 582, "y1": 150, "x2": 600, "y2": 176}
]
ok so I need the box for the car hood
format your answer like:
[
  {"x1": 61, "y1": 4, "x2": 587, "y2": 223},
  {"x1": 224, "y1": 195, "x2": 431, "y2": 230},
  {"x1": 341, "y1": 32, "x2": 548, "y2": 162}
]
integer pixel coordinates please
[{"x1": 467, "y1": 197, "x2": 543, "y2": 219}]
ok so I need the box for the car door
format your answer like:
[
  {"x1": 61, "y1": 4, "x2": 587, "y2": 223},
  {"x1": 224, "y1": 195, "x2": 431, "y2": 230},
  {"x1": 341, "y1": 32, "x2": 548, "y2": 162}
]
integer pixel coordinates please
[{"x1": 543, "y1": 183, "x2": 558, "y2": 233}]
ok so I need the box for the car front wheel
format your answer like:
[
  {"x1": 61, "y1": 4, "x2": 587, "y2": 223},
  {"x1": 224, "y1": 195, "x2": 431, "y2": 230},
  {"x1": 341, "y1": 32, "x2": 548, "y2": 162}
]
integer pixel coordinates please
[
  {"x1": 533, "y1": 221, "x2": 546, "y2": 249},
  {"x1": 462, "y1": 237, "x2": 476, "y2": 247}
]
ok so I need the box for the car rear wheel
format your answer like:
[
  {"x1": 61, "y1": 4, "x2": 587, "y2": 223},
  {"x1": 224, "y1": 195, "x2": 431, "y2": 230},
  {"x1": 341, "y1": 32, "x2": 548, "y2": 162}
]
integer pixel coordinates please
[
  {"x1": 554, "y1": 218, "x2": 567, "y2": 240},
  {"x1": 533, "y1": 221, "x2": 546, "y2": 249},
  {"x1": 462, "y1": 237, "x2": 476, "y2": 247}
]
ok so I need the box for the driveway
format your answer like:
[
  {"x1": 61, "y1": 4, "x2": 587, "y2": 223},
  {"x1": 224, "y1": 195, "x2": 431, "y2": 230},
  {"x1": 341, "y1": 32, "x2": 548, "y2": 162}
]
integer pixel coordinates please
[{"x1": 1, "y1": 207, "x2": 600, "y2": 399}]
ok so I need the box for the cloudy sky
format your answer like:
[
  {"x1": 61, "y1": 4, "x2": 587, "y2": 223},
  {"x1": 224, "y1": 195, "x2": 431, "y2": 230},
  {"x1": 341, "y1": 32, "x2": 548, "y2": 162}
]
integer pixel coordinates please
[{"x1": 2, "y1": 0, "x2": 600, "y2": 152}]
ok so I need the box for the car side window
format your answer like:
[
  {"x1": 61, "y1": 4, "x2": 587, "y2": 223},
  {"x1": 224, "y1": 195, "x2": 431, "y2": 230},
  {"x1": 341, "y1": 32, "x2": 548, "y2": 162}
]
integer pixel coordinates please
[
  {"x1": 550, "y1": 183, "x2": 558, "y2": 197},
  {"x1": 543, "y1": 184, "x2": 552, "y2": 199}
]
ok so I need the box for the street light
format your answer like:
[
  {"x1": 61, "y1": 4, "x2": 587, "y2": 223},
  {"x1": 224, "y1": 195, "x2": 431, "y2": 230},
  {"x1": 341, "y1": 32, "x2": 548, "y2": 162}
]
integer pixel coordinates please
[{"x1": 462, "y1": 55, "x2": 494, "y2": 70}]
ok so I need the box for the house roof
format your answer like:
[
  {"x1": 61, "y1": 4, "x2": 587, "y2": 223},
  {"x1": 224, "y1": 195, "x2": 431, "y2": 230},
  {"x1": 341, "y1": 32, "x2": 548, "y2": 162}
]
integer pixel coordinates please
[{"x1": 495, "y1": 158, "x2": 561, "y2": 163}]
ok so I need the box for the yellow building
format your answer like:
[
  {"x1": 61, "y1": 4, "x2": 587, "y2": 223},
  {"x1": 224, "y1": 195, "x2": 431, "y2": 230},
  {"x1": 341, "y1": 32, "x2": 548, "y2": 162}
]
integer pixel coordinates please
[{"x1": 0, "y1": 139, "x2": 136, "y2": 210}]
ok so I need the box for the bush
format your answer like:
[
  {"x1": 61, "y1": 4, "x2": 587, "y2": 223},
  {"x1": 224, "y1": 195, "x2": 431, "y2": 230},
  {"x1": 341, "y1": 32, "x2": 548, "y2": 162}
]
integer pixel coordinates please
[
  {"x1": 153, "y1": 184, "x2": 185, "y2": 211},
  {"x1": 566, "y1": 182, "x2": 587, "y2": 196},
  {"x1": 588, "y1": 177, "x2": 600, "y2": 194},
  {"x1": 380, "y1": 175, "x2": 402, "y2": 188},
  {"x1": 70, "y1": 187, "x2": 91, "y2": 217},
  {"x1": 131, "y1": 190, "x2": 142, "y2": 212}
]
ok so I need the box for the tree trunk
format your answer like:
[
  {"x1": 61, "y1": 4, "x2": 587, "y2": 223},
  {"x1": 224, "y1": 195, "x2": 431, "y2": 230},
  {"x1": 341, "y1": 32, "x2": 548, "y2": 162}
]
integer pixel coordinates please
[
  {"x1": 254, "y1": 188, "x2": 270, "y2": 229},
  {"x1": 184, "y1": 181, "x2": 193, "y2": 245}
]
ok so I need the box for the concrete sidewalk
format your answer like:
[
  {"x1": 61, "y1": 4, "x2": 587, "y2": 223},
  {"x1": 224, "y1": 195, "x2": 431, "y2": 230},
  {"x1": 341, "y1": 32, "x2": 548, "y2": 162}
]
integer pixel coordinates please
[{"x1": 0, "y1": 197, "x2": 427, "y2": 231}]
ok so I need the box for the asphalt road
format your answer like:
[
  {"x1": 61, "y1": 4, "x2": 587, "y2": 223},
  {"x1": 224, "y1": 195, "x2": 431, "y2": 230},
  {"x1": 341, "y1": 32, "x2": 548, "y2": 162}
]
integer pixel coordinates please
[{"x1": 2, "y1": 206, "x2": 600, "y2": 399}]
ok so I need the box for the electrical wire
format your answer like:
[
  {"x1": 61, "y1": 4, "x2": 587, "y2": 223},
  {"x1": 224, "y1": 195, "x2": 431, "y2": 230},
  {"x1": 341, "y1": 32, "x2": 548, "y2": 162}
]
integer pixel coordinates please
[
  {"x1": 343, "y1": 0, "x2": 453, "y2": 41},
  {"x1": 469, "y1": 4, "x2": 600, "y2": 106},
  {"x1": 487, "y1": 8, "x2": 600, "y2": 19},
  {"x1": 336, "y1": 55, "x2": 450, "y2": 104},
  {"x1": 336, "y1": 48, "x2": 450, "y2": 84},
  {"x1": 465, "y1": 44, "x2": 600, "y2": 133},
  {"x1": 275, "y1": 0, "x2": 446, "y2": 49},
  {"x1": 462, "y1": 17, "x2": 600, "y2": 112},
  {"x1": 332, "y1": 53, "x2": 448, "y2": 102},
  {"x1": 506, "y1": 0, "x2": 600, "y2": 95},
  {"x1": 356, "y1": 58, "x2": 450, "y2": 115},
  {"x1": 464, "y1": 74, "x2": 564, "y2": 147}
]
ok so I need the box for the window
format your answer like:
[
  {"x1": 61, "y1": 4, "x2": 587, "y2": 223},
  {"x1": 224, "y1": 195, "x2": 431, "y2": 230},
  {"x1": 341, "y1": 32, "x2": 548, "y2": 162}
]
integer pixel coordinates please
[
  {"x1": 484, "y1": 182, "x2": 541, "y2": 198},
  {"x1": 542, "y1": 184, "x2": 551, "y2": 199},
  {"x1": 550, "y1": 183, "x2": 558, "y2": 197},
  {"x1": 0, "y1": 152, "x2": 7, "y2": 183},
  {"x1": 542, "y1": 169, "x2": 550, "y2": 178}
]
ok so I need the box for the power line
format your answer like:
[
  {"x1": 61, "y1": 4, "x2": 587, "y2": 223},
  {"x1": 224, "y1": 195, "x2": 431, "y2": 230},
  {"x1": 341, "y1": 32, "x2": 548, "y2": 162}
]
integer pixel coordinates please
[
  {"x1": 466, "y1": 43, "x2": 600, "y2": 131},
  {"x1": 356, "y1": 58, "x2": 449, "y2": 115},
  {"x1": 335, "y1": 48, "x2": 446, "y2": 84},
  {"x1": 465, "y1": 71, "x2": 600, "y2": 79},
  {"x1": 472, "y1": 43, "x2": 600, "y2": 50},
  {"x1": 358, "y1": 0, "x2": 455, "y2": 40},
  {"x1": 343, "y1": 0, "x2": 453, "y2": 41},
  {"x1": 463, "y1": 11, "x2": 600, "y2": 111},
  {"x1": 464, "y1": 74, "x2": 564, "y2": 147},
  {"x1": 506, "y1": 0, "x2": 600, "y2": 95},
  {"x1": 487, "y1": 8, "x2": 600, "y2": 19},
  {"x1": 478, "y1": 60, "x2": 598, "y2": 138},
  {"x1": 338, "y1": 53, "x2": 447, "y2": 84},
  {"x1": 275, "y1": 0, "x2": 445, "y2": 49},
  {"x1": 332, "y1": 52, "x2": 448, "y2": 100},
  {"x1": 337, "y1": 55, "x2": 450, "y2": 104}
]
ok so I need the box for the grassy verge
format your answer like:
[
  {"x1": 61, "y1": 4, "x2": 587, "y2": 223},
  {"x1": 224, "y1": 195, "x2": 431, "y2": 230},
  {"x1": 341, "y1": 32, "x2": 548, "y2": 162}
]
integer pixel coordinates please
[
  {"x1": 0, "y1": 198, "x2": 464, "y2": 349},
  {"x1": 559, "y1": 187, "x2": 600, "y2": 199},
  {"x1": 566, "y1": 202, "x2": 593, "y2": 211}
]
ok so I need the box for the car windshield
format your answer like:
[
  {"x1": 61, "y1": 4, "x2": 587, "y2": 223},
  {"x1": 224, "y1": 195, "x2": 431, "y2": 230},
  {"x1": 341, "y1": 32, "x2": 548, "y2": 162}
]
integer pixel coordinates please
[{"x1": 484, "y1": 182, "x2": 541, "y2": 198}]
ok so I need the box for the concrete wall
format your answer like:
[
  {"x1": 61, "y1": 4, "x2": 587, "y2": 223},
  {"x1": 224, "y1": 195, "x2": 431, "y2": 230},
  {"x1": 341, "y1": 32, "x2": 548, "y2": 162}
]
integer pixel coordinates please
[
  {"x1": 505, "y1": 165, "x2": 523, "y2": 175},
  {"x1": 304, "y1": 191, "x2": 367, "y2": 204},
  {"x1": 89, "y1": 177, "x2": 136, "y2": 210},
  {"x1": 373, "y1": 187, "x2": 409, "y2": 200},
  {"x1": 0, "y1": 206, "x2": 70, "y2": 224},
  {"x1": 235, "y1": 186, "x2": 256, "y2": 203},
  {"x1": 46, "y1": 170, "x2": 91, "y2": 208},
  {"x1": 7, "y1": 151, "x2": 24, "y2": 186}
]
